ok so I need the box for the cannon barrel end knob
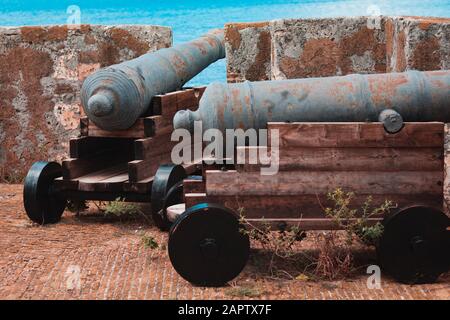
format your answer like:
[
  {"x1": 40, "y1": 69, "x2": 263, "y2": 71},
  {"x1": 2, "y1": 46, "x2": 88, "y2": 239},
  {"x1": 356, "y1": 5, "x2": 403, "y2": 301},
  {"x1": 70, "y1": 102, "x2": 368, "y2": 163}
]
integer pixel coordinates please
[
  {"x1": 87, "y1": 91, "x2": 115, "y2": 117},
  {"x1": 174, "y1": 109, "x2": 195, "y2": 132}
]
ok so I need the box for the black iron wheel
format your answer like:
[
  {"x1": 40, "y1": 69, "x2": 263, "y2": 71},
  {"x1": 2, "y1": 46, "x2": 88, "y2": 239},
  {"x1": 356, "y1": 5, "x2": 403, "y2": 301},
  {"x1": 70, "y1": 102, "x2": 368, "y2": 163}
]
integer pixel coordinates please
[
  {"x1": 168, "y1": 203, "x2": 250, "y2": 287},
  {"x1": 151, "y1": 164, "x2": 186, "y2": 230},
  {"x1": 23, "y1": 161, "x2": 67, "y2": 224},
  {"x1": 378, "y1": 206, "x2": 450, "y2": 284}
]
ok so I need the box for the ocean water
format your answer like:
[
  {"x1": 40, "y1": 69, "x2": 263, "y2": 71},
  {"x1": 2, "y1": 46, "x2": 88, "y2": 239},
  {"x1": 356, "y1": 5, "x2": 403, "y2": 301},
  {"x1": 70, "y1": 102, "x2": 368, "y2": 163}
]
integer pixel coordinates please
[{"x1": 0, "y1": 0, "x2": 449, "y2": 85}]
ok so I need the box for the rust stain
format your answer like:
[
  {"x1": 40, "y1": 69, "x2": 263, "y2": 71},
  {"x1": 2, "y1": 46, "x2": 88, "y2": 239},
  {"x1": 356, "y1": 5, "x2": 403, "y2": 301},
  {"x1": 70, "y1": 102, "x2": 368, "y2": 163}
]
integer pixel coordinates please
[
  {"x1": 396, "y1": 30, "x2": 407, "y2": 72},
  {"x1": 192, "y1": 42, "x2": 208, "y2": 55},
  {"x1": 225, "y1": 22, "x2": 270, "y2": 52},
  {"x1": 411, "y1": 36, "x2": 441, "y2": 70},
  {"x1": 46, "y1": 26, "x2": 69, "y2": 41},
  {"x1": 78, "y1": 50, "x2": 100, "y2": 64},
  {"x1": 203, "y1": 37, "x2": 218, "y2": 48},
  {"x1": 84, "y1": 34, "x2": 96, "y2": 45},
  {"x1": 280, "y1": 38, "x2": 340, "y2": 78},
  {"x1": 109, "y1": 29, "x2": 150, "y2": 56},
  {"x1": 403, "y1": 16, "x2": 450, "y2": 30},
  {"x1": 385, "y1": 19, "x2": 395, "y2": 72},
  {"x1": 98, "y1": 42, "x2": 120, "y2": 66},
  {"x1": 54, "y1": 83, "x2": 74, "y2": 94},
  {"x1": 225, "y1": 25, "x2": 242, "y2": 51},
  {"x1": 246, "y1": 30, "x2": 271, "y2": 81},
  {"x1": 80, "y1": 24, "x2": 91, "y2": 33},
  {"x1": 339, "y1": 26, "x2": 386, "y2": 74},
  {"x1": 367, "y1": 73, "x2": 409, "y2": 107},
  {"x1": 0, "y1": 47, "x2": 54, "y2": 180},
  {"x1": 21, "y1": 26, "x2": 68, "y2": 43}
]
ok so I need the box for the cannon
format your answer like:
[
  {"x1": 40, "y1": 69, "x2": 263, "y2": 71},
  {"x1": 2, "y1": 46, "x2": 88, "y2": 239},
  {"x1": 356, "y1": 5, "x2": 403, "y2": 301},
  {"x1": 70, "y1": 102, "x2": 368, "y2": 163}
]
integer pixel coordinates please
[
  {"x1": 164, "y1": 70, "x2": 450, "y2": 286},
  {"x1": 81, "y1": 29, "x2": 225, "y2": 131},
  {"x1": 23, "y1": 62, "x2": 450, "y2": 287},
  {"x1": 174, "y1": 70, "x2": 450, "y2": 134}
]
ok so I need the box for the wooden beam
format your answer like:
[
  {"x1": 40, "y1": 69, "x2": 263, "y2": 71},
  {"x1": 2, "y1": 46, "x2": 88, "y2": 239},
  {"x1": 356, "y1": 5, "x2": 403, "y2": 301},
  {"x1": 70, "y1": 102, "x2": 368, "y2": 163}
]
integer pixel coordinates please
[
  {"x1": 69, "y1": 137, "x2": 133, "y2": 158},
  {"x1": 77, "y1": 163, "x2": 129, "y2": 192},
  {"x1": 150, "y1": 87, "x2": 205, "y2": 116},
  {"x1": 244, "y1": 218, "x2": 382, "y2": 231},
  {"x1": 128, "y1": 153, "x2": 173, "y2": 182},
  {"x1": 235, "y1": 146, "x2": 444, "y2": 172},
  {"x1": 269, "y1": 122, "x2": 444, "y2": 148},
  {"x1": 205, "y1": 170, "x2": 444, "y2": 196},
  {"x1": 184, "y1": 193, "x2": 442, "y2": 219},
  {"x1": 183, "y1": 178, "x2": 205, "y2": 194},
  {"x1": 134, "y1": 132, "x2": 176, "y2": 160}
]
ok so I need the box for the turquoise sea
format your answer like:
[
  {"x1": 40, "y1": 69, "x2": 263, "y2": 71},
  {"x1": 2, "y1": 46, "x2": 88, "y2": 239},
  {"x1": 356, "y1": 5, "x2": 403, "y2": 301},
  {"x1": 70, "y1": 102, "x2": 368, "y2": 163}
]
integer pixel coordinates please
[{"x1": 0, "y1": 0, "x2": 449, "y2": 85}]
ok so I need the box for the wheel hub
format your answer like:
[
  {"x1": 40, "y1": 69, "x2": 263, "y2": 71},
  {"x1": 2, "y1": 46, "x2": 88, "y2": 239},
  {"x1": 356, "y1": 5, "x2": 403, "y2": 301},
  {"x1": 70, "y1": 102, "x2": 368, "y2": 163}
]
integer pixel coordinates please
[{"x1": 200, "y1": 238, "x2": 219, "y2": 260}]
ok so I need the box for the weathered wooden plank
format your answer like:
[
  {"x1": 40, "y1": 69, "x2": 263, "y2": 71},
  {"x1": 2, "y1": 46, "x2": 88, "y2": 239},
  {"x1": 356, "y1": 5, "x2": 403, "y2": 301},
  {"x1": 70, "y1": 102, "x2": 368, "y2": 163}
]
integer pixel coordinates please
[
  {"x1": 235, "y1": 146, "x2": 444, "y2": 172},
  {"x1": 62, "y1": 149, "x2": 131, "y2": 180},
  {"x1": 206, "y1": 170, "x2": 444, "y2": 196},
  {"x1": 184, "y1": 193, "x2": 442, "y2": 219},
  {"x1": 53, "y1": 177, "x2": 79, "y2": 191},
  {"x1": 244, "y1": 218, "x2": 381, "y2": 231},
  {"x1": 184, "y1": 193, "x2": 385, "y2": 230},
  {"x1": 150, "y1": 87, "x2": 205, "y2": 116},
  {"x1": 69, "y1": 137, "x2": 133, "y2": 158},
  {"x1": 151, "y1": 91, "x2": 178, "y2": 116},
  {"x1": 77, "y1": 163, "x2": 128, "y2": 183},
  {"x1": 123, "y1": 177, "x2": 154, "y2": 194},
  {"x1": 86, "y1": 118, "x2": 143, "y2": 138},
  {"x1": 134, "y1": 132, "x2": 176, "y2": 160},
  {"x1": 128, "y1": 153, "x2": 173, "y2": 182},
  {"x1": 269, "y1": 122, "x2": 444, "y2": 148},
  {"x1": 122, "y1": 161, "x2": 200, "y2": 194},
  {"x1": 143, "y1": 115, "x2": 169, "y2": 137},
  {"x1": 183, "y1": 178, "x2": 205, "y2": 194},
  {"x1": 77, "y1": 163, "x2": 129, "y2": 192},
  {"x1": 185, "y1": 193, "x2": 208, "y2": 208}
]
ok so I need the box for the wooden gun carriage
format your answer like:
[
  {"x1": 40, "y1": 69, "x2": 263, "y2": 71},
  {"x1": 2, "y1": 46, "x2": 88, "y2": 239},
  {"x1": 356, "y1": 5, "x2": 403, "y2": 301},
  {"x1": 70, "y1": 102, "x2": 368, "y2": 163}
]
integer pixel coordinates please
[
  {"x1": 23, "y1": 87, "x2": 205, "y2": 225},
  {"x1": 161, "y1": 121, "x2": 450, "y2": 286},
  {"x1": 23, "y1": 89, "x2": 450, "y2": 287}
]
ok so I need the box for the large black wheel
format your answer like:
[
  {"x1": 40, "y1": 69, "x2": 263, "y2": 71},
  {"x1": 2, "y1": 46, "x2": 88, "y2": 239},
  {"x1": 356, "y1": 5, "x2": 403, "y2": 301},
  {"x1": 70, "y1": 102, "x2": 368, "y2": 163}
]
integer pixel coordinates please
[
  {"x1": 378, "y1": 206, "x2": 450, "y2": 284},
  {"x1": 23, "y1": 161, "x2": 67, "y2": 224},
  {"x1": 151, "y1": 164, "x2": 186, "y2": 231},
  {"x1": 168, "y1": 203, "x2": 250, "y2": 287}
]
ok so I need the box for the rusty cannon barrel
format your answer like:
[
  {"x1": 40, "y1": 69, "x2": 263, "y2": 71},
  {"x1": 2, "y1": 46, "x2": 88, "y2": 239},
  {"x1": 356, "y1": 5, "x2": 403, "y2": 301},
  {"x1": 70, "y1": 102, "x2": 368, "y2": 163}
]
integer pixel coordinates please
[
  {"x1": 174, "y1": 70, "x2": 450, "y2": 134},
  {"x1": 81, "y1": 29, "x2": 225, "y2": 130}
]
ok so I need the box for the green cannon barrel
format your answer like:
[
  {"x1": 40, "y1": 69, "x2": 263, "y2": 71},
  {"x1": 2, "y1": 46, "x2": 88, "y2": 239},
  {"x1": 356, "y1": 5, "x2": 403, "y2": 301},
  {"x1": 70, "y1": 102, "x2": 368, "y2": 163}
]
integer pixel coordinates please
[
  {"x1": 81, "y1": 29, "x2": 225, "y2": 131},
  {"x1": 173, "y1": 70, "x2": 450, "y2": 133}
]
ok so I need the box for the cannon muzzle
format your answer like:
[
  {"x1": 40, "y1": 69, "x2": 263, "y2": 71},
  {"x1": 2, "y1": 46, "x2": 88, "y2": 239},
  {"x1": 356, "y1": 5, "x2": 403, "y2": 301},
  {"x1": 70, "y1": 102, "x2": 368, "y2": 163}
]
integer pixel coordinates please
[
  {"x1": 174, "y1": 70, "x2": 450, "y2": 133},
  {"x1": 81, "y1": 29, "x2": 225, "y2": 131}
]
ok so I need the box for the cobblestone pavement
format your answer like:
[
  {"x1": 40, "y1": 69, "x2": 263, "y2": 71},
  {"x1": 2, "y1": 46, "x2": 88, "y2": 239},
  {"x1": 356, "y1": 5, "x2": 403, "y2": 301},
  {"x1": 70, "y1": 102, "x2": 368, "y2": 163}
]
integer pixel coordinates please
[{"x1": 0, "y1": 184, "x2": 448, "y2": 300}]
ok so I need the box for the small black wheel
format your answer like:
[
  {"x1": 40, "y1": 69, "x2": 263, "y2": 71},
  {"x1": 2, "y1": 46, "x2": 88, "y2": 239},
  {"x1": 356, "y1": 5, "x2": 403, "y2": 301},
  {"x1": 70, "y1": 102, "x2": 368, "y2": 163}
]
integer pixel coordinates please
[
  {"x1": 168, "y1": 203, "x2": 250, "y2": 287},
  {"x1": 151, "y1": 164, "x2": 186, "y2": 230},
  {"x1": 378, "y1": 206, "x2": 450, "y2": 284},
  {"x1": 23, "y1": 161, "x2": 67, "y2": 224}
]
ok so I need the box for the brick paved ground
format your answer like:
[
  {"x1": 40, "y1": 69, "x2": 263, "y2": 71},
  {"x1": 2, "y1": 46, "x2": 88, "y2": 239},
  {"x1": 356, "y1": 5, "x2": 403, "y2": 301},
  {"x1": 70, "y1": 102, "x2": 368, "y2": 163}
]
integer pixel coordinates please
[{"x1": 0, "y1": 184, "x2": 448, "y2": 300}]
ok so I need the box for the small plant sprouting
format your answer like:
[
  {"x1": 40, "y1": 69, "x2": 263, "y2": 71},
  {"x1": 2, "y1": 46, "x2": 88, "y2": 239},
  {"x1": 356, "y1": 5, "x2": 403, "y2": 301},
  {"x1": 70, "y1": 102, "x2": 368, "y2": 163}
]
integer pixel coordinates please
[
  {"x1": 237, "y1": 189, "x2": 396, "y2": 281},
  {"x1": 104, "y1": 197, "x2": 142, "y2": 217},
  {"x1": 324, "y1": 188, "x2": 395, "y2": 247},
  {"x1": 141, "y1": 234, "x2": 159, "y2": 249},
  {"x1": 238, "y1": 207, "x2": 307, "y2": 277},
  {"x1": 225, "y1": 285, "x2": 262, "y2": 298}
]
